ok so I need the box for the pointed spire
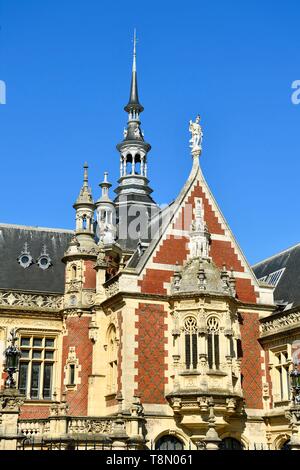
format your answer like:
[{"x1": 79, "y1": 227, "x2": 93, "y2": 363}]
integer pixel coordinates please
[
  {"x1": 83, "y1": 161, "x2": 88, "y2": 189},
  {"x1": 74, "y1": 162, "x2": 94, "y2": 206},
  {"x1": 97, "y1": 171, "x2": 112, "y2": 202},
  {"x1": 124, "y1": 29, "x2": 144, "y2": 114}
]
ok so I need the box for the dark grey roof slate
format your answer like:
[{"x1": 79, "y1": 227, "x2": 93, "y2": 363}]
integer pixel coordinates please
[
  {"x1": 252, "y1": 243, "x2": 300, "y2": 308},
  {"x1": 0, "y1": 224, "x2": 74, "y2": 294}
]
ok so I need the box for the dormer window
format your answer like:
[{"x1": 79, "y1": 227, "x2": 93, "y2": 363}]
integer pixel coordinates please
[
  {"x1": 37, "y1": 245, "x2": 52, "y2": 270},
  {"x1": 17, "y1": 243, "x2": 33, "y2": 269}
]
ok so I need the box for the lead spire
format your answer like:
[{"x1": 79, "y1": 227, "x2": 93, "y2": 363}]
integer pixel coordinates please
[{"x1": 124, "y1": 29, "x2": 144, "y2": 114}]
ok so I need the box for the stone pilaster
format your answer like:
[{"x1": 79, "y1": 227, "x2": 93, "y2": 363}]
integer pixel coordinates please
[{"x1": 0, "y1": 388, "x2": 25, "y2": 450}]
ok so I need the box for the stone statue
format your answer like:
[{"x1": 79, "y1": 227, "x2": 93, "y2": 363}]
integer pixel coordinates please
[{"x1": 189, "y1": 115, "x2": 203, "y2": 152}]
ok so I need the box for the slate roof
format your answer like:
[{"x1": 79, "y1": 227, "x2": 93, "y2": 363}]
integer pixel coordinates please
[
  {"x1": 252, "y1": 243, "x2": 300, "y2": 308},
  {"x1": 0, "y1": 224, "x2": 74, "y2": 294}
]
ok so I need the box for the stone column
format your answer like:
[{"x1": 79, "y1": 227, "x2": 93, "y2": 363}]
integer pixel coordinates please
[
  {"x1": 111, "y1": 393, "x2": 129, "y2": 450},
  {"x1": 0, "y1": 388, "x2": 25, "y2": 450},
  {"x1": 48, "y1": 392, "x2": 69, "y2": 440},
  {"x1": 204, "y1": 399, "x2": 221, "y2": 450},
  {"x1": 128, "y1": 395, "x2": 146, "y2": 450}
]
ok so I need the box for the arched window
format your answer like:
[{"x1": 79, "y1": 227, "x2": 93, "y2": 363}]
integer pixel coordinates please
[
  {"x1": 184, "y1": 317, "x2": 198, "y2": 370},
  {"x1": 155, "y1": 435, "x2": 184, "y2": 450},
  {"x1": 107, "y1": 325, "x2": 118, "y2": 394},
  {"x1": 71, "y1": 265, "x2": 77, "y2": 280},
  {"x1": 126, "y1": 154, "x2": 132, "y2": 175},
  {"x1": 220, "y1": 437, "x2": 243, "y2": 450},
  {"x1": 280, "y1": 439, "x2": 291, "y2": 450},
  {"x1": 82, "y1": 215, "x2": 87, "y2": 230},
  {"x1": 207, "y1": 317, "x2": 220, "y2": 370}
]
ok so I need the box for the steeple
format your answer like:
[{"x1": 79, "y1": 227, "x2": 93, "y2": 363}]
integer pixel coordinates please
[
  {"x1": 124, "y1": 29, "x2": 144, "y2": 115},
  {"x1": 73, "y1": 162, "x2": 96, "y2": 246},
  {"x1": 114, "y1": 32, "x2": 159, "y2": 250}
]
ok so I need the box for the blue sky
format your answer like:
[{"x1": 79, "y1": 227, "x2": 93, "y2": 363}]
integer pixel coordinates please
[{"x1": 1, "y1": 0, "x2": 300, "y2": 264}]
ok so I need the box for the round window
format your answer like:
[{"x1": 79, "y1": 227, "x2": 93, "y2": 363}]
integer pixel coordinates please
[
  {"x1": 38, "y1": 256, "x2": 51, "y2": 270},
  {"x1": 18, "y1": 253, "x2": 33, "y2": 268}
]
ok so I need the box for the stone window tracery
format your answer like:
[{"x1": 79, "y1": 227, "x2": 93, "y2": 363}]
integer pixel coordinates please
[
  {"x1": 207, "y1": 316, "x2": 220, "y2": 370},
  {"x1": 184, "y1": 316, "x2": 198, "y2": 370}
]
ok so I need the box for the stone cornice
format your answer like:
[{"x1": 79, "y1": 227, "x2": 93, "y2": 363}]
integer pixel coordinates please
[
  {"x1": 0, "y1": 289, "x2": 63, "y2": 312},
  {"x1": 260, "y1": 307, "x2": 300, "y2": 337}
]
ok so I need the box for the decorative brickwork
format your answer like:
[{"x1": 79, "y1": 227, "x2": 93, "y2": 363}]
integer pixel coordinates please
[
  {"x1": 83, "y1": 260, "x2": 96, "y2": 289},
  {"x1": 153, "y1": 235, "x2": 189, "y2": 265},
  {"x1": 173, "y1": 181, "x2": 225, "y2": 235},
  {"x1": 138, "y1": 269, "x2": 174, "y2": 295},
  {"x1": 235, "y1": 278, "x2": 257, "y2": 303},
  {"x1": 239, "y1": 312, "x2": 263, "y2": 409},
  {"x1": 210, "y1": 240, "x2": 244, "y2": 272},
  {"x1": 61, "y1": 315, "x2": 92, "y2": 415},
  {"x1": 20, "y1": 405, "x2": 49, "y2": 419},
  {"x1": 134, "y1": 303, "x2": 168, "y2": 404}
]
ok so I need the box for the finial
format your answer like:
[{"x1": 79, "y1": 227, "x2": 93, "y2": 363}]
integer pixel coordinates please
[
  {"x1": 133, "y1": 29, "x2": 137, "y2": 73},
  {"x1": 104, "y1": 171, "x2": 108, "y2": 183},
  {"x1": 83, "y1": 162, "x2": 88, "y2": 188}
]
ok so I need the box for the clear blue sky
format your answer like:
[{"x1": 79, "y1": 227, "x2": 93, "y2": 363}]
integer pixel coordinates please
[{"x1": 1, "y1": 0, "x2": 300, "y2": 264}]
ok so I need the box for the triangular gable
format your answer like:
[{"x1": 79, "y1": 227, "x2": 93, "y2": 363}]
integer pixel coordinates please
[{"x1": 136, "y1": 158, "x2": 260, "y2": 304}]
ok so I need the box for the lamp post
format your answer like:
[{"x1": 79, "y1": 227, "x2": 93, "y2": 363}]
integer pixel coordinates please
[
  {"x1": 3, "y1": 328, "x2": 21, "y2": 389},
  {"x1": 290, "y1": 367, "x2": 300, "y2": 405},
  {"x1": 0, "y1": 329, "x2": 24, "y2": 450},
  {"x1": 285, "y1": 362, "x2": 300, "y2": 450}
]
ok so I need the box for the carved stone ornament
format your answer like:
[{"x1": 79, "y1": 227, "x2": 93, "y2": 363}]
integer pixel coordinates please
[
  {"x1": 189, "y1": 115, "x2": 203, "y2": 155},
  {"x1": 0, "y1": 290, "x2": 63, "y2": 310},
  {"x1": 261, "y1": 311, "x2": 300, "y2": 334}
]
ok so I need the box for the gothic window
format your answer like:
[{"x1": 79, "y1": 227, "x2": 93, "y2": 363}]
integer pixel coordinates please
[
  {"x1": 107, "y1": 325, "x2": 118, "y2": 394},
  {"x1": 18, "y1": 336, "x2": 55, "y2": 400},
  {"x1": 207, "y1": 317, "x2": 220, "y2": 370},
  {"x1": 155, "y1": 435, "x2": 184, "y2": 450},
  {"x1": 82, "y1": 215, "x2": 87, "y2": 230},
  {"x1": 184, "y1": 316, "x2": 198, "y2": 370}
]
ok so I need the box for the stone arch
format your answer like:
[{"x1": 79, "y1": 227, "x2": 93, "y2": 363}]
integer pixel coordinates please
[
  {"x1": 154, "y1": 429, "x2": 188, "y2": 450},
  {"x1": 273, "y1": 433, "x2": 291, "y2": 450}
]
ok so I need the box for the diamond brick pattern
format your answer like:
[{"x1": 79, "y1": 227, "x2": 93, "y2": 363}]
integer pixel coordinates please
[
  {"x1": 134, "y1": 303, "x2": 168, "y2": 404},
  {"x1": 62, "y1": 316, "x2": 92, "y2": 416},
  {"x1": 240, "y1": 312, "x2": 263, "y2": 409}
]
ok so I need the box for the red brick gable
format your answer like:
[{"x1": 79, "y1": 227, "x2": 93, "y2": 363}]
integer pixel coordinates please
[
  {"x1": 173, "y1": 181, "x2": 225, "y2": 235},
  {"x1": 139, "y1": 175, "x2": 257, "y2": 303}
]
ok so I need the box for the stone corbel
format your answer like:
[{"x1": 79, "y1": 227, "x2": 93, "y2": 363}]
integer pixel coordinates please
[{"x1": 89, "y1": 319, "x2": 99, "y2": 343}]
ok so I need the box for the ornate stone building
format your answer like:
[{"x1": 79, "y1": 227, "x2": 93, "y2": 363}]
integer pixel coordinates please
[{"x1": 0, "y1": 37, "x2": 299, "y2": 451}]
